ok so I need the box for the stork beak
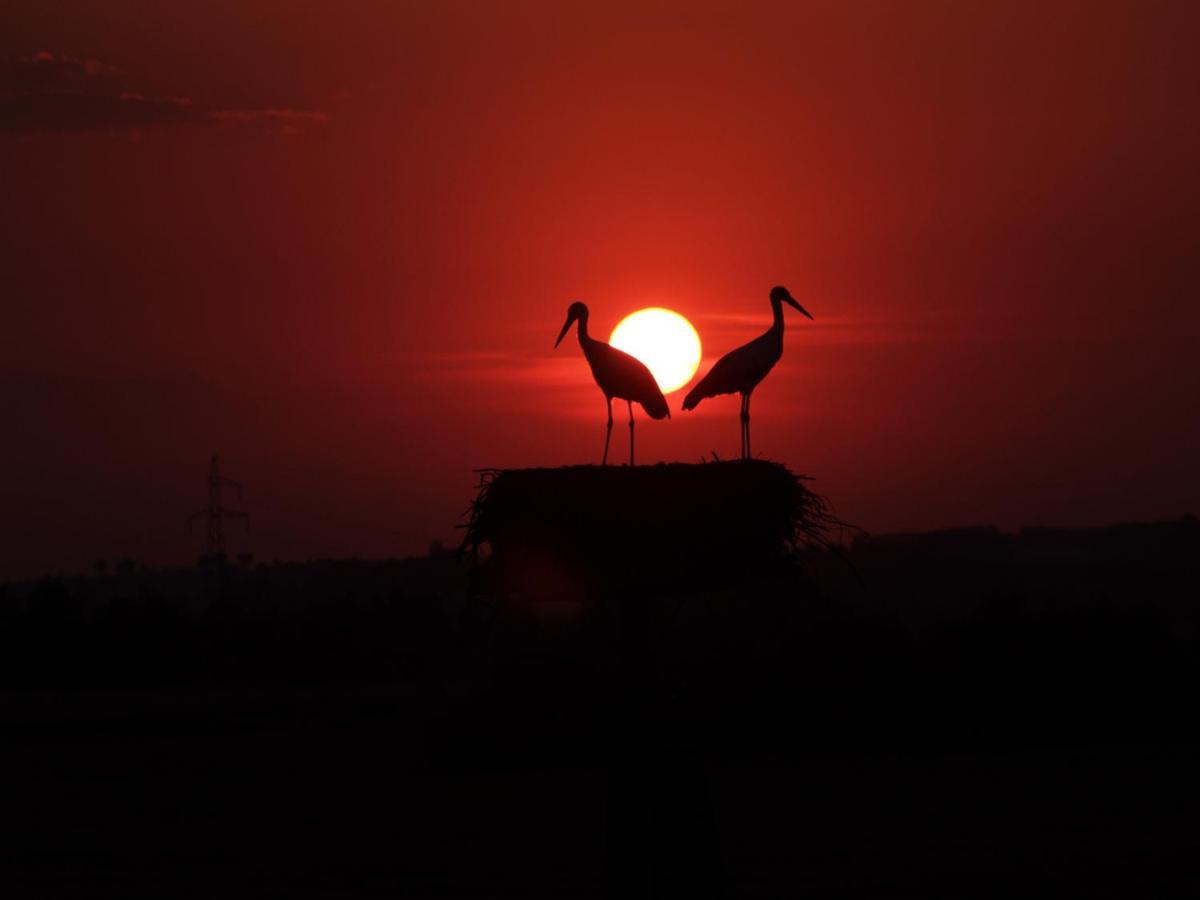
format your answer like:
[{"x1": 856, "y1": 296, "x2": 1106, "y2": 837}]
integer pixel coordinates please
[
  {"x1": 785, "y1": 294, "x2": 814, "y2": 320},
  {"x1": 554, "y1": 314, "x2": 575, "y2": 348}
]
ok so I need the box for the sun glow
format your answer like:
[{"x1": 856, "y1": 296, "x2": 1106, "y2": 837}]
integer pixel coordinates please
[{"x1": 609, "y1": 307, "x2": 702, "y2": 394}]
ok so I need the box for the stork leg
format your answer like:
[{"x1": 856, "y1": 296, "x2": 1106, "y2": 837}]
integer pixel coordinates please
[
  {"x1": 738, "y1": 396, "x2": 743, "y2": 459},
  {"x1": 739, "y1": 393, "x2": 750, "y2": 460},
  {"x1": 627, "y1": 400, "x2": 635, "y2": 466},
  {"x1": 745, "y1": 391, "x2": 753, "y2": 459},
  {"x1": 603, "y1": 396, "x2": 613, "y2": 466}
]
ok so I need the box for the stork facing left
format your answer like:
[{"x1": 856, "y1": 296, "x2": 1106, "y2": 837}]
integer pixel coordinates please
[{"x1": 555, "y1": 301, "x2": 670, "y2": 466}]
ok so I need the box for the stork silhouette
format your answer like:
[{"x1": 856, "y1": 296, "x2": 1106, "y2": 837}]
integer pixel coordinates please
[
  {"x1": 555, "y1": 301, "x2": 670, "y2": 465},
  {"x1": 681, "y1": 285, "x2": 813, "y2": 459}
]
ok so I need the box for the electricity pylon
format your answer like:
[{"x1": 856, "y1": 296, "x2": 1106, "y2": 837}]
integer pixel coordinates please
[{"x1": 189, "y1": 454, "x2": 248, "y2": 561}]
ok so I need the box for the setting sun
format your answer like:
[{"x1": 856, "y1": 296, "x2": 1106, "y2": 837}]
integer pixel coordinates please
[{"x1": 609, "y1": 307, "x2": 702, "y2": 394}]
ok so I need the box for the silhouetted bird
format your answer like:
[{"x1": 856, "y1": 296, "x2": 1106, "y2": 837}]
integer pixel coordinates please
[
  {"x1": 555, "y1": 301, "x2": 670, "y2": 465},
  {"x1": 682, "y1": 285, "x2": 813, "y2": 459}
]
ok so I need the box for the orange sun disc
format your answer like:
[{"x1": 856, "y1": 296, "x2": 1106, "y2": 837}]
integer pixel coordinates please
[{"x1": 609, "y1": 307, "x2": 702, "y2": 394}]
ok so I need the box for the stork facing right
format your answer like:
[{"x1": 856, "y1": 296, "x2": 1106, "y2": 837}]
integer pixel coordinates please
[{"x1": 681, "y1": 285, "x2": 813, "y2": 459}]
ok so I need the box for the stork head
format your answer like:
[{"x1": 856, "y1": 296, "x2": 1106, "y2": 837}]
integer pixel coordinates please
[
  {"x1": 770, "y1": 285, "x2": 813, "y2": 320},
  {"x1": 555, "y1": 301, "x2": 589, "y2": 347}
]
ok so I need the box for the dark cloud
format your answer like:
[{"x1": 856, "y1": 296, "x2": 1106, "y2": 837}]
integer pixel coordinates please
[
  {"x1": 0, "y1": 91, "x2": 204, "y2": 132},
  {"x1": 0, "y1": 51, "x2": 326, "y2": 135},
  {"x1": 2, "y1": 50, "x2": 120, "y2": 93},
  {"x1": 210, "y1": 107, "x2": 330, "y2": 134}
]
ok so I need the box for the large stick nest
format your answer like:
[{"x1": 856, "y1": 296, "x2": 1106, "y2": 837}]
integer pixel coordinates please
[{"x1": 459, "y1": 460, "x2": 848, "y2": 599}]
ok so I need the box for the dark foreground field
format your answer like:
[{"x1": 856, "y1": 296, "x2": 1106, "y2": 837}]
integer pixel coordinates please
[
  {"x1": 3, "y1": 469, "x2": 1199, "y2": 897},
  {"x1": 6, "y1": 688, "x2": 1199, "y2": 898}
]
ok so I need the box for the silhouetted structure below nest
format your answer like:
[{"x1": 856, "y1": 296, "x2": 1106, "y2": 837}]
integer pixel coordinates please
[{"x1": 460, "y1": 460, "x2": 845, "y2": 600}]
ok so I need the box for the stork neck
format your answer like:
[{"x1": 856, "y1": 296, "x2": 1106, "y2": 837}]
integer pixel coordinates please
[
  {"x1": 576, "y1": 313, "x2": 590, "y2": 341},
  {"x1": 770, "y1": 298, "x2": 785, "y2": 331}
]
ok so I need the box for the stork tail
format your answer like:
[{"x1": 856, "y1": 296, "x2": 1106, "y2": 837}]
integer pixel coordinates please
[{"x1": 642, "y1": 392, "x2": 670, "y2": 420}]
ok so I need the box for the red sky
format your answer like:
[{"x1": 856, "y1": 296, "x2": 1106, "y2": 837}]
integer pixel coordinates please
[{"x1": 3, "y1": 1, "x2": 1198, "y2": 579}]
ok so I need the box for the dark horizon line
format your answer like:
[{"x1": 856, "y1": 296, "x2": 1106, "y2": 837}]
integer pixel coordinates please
[{"x1": 4, "y1": 512, "x2": 1196, "y2": 588}]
